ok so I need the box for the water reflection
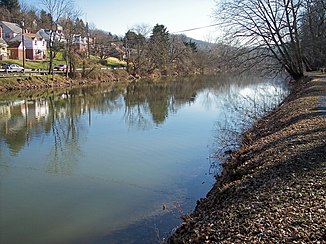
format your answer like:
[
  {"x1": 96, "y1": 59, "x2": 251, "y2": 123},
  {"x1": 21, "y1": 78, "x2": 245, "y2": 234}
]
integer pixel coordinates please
[
  {"x1": 210, "y1": 79, "x2": 288, "y2": 175},
  {"x1": 0, "y1": 74, "x2": 288, "y2": 243},
  {"x1": 0, "y1": 76, "x2": 214, "y2": 158},
  {"x1": 47, "y1": 91, "x2": 92, "y2": 175},
  {"x1": 0, "y1": 99, "x2": 49, "y2": 155}
]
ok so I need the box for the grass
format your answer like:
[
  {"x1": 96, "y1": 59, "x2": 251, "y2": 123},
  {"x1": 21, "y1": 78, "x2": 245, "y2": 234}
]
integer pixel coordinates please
[
  {"x1": 0, "y1": 54, "x2": 126, "y2": 70},
  {"x1": 0, "y1": 56, "x2": 64, "y2": 70},
  {"x1": 107, "y1": 57, "x2": 127, "y2": 67}
]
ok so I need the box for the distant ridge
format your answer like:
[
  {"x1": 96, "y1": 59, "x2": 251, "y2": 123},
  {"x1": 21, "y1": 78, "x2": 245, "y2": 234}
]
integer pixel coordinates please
[
  {"x1": 173, "y1": 34, "x2": 215, "y2": 49},
  {"x1": 188, "y1": 37, "x2": 215, "y2": 49}
]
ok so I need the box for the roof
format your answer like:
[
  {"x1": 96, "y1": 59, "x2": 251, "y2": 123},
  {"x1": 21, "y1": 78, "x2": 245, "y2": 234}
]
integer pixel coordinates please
[
  {"x1": 0, "y1": 21, "x2": 22, "y2": 34},
  {"x1": 7, "y1": 41, "x2": 22, "y2": 48},
  {"x1": 24, "y1": 33, "x2": 43, "y2": 40},
  {"x1": 9, "y1": 33, "x2": 44, "y2": 43}
]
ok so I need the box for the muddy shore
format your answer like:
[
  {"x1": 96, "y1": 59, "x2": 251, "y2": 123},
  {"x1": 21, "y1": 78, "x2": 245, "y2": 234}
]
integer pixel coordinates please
[{"x1": 168, "y1": 74, "x2": 326, "y2": 243}]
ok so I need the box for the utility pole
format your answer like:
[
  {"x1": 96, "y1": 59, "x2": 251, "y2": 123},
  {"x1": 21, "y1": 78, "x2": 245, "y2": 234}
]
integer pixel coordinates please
[
  {"x1": 125, "y1": 37, "x2": 129, "y2": 72},
  {"x1": 21, "y1": 19, "x2": 25, "y2": 73},
  {"x1": 86, "y1": 22, "x2": 90, "y2": 59}
]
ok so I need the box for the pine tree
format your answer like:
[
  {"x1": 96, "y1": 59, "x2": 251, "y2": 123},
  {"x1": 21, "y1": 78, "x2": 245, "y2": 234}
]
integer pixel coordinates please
[
  {"x1": 0, "y1": 0, "x2": 20, "y2": 22},
  {"x1": 38, "y1": 10, "x2": 52, "y2": 29},
  {"x1": 149, "y1": 24, "x2": 170, "y2": 70},
  {"x1": 0, "y1": 0, "x2": 20, "y2": 12}
]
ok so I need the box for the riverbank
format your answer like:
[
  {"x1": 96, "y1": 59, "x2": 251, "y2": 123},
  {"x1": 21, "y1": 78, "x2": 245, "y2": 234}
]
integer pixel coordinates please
[
  {"x1": 168, "y1": 74, "x2": 326, "y2": 243},
  {"x1": 0, "y1": 68, "x2": 205, "y2": 92},
  {"x1": 0, "y1": 69, "x2": 138, "y2": 92}
]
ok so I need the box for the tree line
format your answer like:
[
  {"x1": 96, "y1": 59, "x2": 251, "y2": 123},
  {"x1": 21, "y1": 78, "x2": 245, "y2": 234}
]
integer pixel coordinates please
[
  {"x1": 1, "y1": 0, "x2": 325, "y2": 80},
  {"x1": 0, "y1": 0, "x2": 206, "y2": 78}
]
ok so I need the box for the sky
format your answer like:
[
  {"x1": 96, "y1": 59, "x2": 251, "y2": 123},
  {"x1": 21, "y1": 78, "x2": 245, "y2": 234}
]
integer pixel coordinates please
[{"x1": 22, "y1": 0, "x2": 219, "y2": 41}]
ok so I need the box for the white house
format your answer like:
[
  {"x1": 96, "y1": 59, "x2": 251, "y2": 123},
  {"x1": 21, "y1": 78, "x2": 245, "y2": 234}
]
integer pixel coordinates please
[
  {"x1": 10, "y1": 33, "x2": 47, "y2": 60},
  {"x1": 36, "y1": 25, "x2": 66, "y2": 45}
]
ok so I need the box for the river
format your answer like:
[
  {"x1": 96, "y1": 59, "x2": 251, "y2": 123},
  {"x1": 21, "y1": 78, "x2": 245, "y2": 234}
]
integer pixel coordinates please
[{"x1": 0, "y1": 74, "x2": 288, "y2": 243}]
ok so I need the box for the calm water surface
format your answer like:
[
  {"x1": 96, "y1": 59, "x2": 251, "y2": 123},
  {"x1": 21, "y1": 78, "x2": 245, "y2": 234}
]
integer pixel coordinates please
[{"x1": 0, "y1": 74, "x2": 287, "y2": 243}]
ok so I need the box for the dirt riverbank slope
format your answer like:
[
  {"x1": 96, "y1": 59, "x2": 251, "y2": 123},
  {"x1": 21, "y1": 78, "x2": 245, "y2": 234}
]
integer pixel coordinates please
[{"x1": 168, "y1": 74, "x2": 326, "y2": 243}]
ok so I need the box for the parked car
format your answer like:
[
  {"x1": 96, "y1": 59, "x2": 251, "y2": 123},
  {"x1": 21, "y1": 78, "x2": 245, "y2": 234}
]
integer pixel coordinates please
[
  {"x1": 3, "y1": 64, "x2": 24, "y2": 72},
  {"x1": 53, "y1": 64, "x2": 67, "y2": 71}
]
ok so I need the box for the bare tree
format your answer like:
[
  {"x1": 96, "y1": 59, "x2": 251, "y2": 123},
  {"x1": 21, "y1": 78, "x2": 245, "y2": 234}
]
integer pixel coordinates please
[
  {"x1": 215, "y1": 0, "x2": 306, "y2": 79},
  {"x1": 169, "y1": 35, "x2": 196, "y2": 75},
  {"x1": 90, "y1": 28, "x2": 113, "y2": 60},
  {"x1": 126, "y1": 24, "x2": 152, "y2": 75},
  {"x1": 41, "y1": 0, "x2": 74, "y2": 74},
  {"x1": 301, "y1": 0, "x2": 326, "y2": 70},
  {"x1": 130, "y1": 23, "x2": 151, "y2": 38},
  {"x1": 60, "y1": 9, "x2": 82, "y2": 78},
  {"x1": 124, "y1": 30, "x2": 148, "y2": 75}
]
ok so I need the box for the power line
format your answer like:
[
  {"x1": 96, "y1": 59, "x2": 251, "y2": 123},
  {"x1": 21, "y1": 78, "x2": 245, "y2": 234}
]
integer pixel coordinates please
[
  {"x1": 111, "y1": 24, "x2": 221, "y2": 42},
  {"x1": 172, "y1": 23, "x2": 220, "y2": 34},
  {"x1": 104, "y1": 23, "x2": 221, "y2": 44}
]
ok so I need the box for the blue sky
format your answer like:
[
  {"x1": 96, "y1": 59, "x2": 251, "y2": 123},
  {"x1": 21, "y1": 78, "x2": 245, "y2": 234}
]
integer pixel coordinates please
[{"x1": 21, "y1": 0, "x2": 219, "y2": 41}]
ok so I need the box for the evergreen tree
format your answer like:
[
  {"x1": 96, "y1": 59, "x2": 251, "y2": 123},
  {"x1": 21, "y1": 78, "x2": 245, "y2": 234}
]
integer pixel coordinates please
[
  {"x1": 38, "y1": 10, "x2": 52, "y2": 29},
  {"x1": 0, "y1": 0, "x2": 20, "y2": 22},
  {"x1": 0, "y1": 0, "x2": 20, "y2": 12},
  {"x1": 184, "y1": 40, "x2": 197, "y2": 53},
  {"x1": 22, "y1": 9, "x2": 39, "y2": 32},
  {"x1": 75, "y1": 18, "x2": 87, "y2": 36},
  {"x1": 124, "y1": 30, "x2": 147, "y2": 73},
  {"x1": 149, "y1": 24, "x2": 169, "y2": 70}
]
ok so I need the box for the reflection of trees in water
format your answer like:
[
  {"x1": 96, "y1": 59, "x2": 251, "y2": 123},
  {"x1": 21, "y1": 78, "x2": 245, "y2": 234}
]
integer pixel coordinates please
[
  {"x1": 210, "y1": 77, "x2": 288, "y2": 175},
  {"x1": 46, "y1": 95, "x2": 83, "y2": 175},
  {"x1": 45, "y1": 87, "x2": 125, "y2": 175},
  {"x1": 0, "y1": 74, "x2": 285, "y2": 174},
  {"x1": 0, "y1": 74, "x2": 248, "y2": 156},
  {"x1": 123, "y1": 77, "x2": 215, "y2": 128}
]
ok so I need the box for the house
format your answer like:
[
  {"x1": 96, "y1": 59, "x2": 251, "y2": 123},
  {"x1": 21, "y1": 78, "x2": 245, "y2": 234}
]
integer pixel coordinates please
[
  {"x1": 10, "y1": 33, "x2": 47, "y2": 60},
  {"x1": 72, "y1": 34, "x2": 88, "y2": 52},
  {"x1": 36, "y1": 24, "x2": 65, "y2": 45},
  {"x1": 0, "y1": 21, "x2": 22, "y2": 41},
  {"x1": 7, "y1": 41, "x2": 24, "y2": 60},
  {"x1": 108, "y1": 43, "x2": 125, "y2": 60},
  {"x1": 0, "y1": 25, "x2": 8, "y2": 60}
]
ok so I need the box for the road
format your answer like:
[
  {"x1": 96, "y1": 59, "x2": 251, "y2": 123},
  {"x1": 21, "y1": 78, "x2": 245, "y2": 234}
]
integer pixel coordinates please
[{"x1": 0, "y1": 66, "x2": 126, "y2": 77}]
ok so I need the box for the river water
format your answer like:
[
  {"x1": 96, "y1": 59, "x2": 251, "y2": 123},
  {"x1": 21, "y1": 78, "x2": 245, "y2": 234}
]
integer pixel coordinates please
[{"x1": 0, "y1": 74, "x2": 288, "y2": 243}]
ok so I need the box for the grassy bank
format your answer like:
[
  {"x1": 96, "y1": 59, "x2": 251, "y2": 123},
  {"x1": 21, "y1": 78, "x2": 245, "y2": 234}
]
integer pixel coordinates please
[
  {"x1": 168, "y1": 74, "x2": 326, "y2": 243},
  {"x1": 0, "y1": 54, "x2": 125, "y2": 70},
  {"x1": 0, "y1": 69, "x2": 136, "y2": 92}
]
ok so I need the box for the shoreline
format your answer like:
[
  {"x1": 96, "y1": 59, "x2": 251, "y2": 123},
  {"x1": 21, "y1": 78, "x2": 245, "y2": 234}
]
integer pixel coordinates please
[
  {"x1": 0, "y1": 69, "x2": 139, "y2": 92},
  {"x1": 168, "y1": 74, "x2": 326, "y2": 243},
  {"x1": 0, "y1": 69, "x2": 208, "y2": 93}
]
